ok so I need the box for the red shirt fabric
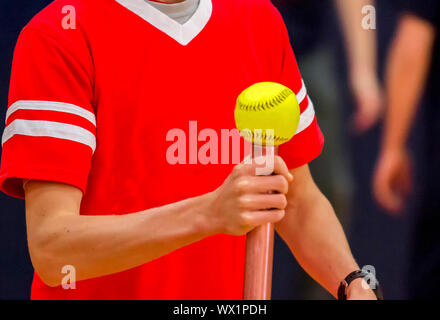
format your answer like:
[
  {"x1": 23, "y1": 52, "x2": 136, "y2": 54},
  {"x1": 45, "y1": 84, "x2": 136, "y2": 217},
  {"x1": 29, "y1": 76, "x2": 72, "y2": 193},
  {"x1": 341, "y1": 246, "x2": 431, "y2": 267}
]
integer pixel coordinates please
[{"x1": 0, "y1": 0, "x2": 324, "y2": 299}]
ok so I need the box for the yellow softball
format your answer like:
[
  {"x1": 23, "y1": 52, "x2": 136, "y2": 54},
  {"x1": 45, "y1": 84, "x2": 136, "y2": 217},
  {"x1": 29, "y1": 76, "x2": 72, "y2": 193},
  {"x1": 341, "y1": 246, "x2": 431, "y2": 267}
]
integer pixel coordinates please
[{"x1": 234, "y1": 82, "x2": 300, "y2": 146}]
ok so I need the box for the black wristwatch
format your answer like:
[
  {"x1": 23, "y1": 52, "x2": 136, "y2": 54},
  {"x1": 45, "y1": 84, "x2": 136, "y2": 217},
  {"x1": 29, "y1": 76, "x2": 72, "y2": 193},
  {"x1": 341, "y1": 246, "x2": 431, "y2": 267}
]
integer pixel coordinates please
[{"x1": 337, "y1": 270, "x2": 383, "y2": 300}]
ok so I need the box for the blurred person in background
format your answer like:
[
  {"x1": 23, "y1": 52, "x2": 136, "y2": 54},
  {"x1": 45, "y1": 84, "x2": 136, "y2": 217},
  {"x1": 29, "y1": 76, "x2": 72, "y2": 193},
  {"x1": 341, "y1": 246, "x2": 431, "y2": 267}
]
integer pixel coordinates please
[
  {"x1": 374, "y1": 0, "x2": 440, "y2": 299},
  {"x1": 272, "y1": 0, "x2": 381, "y2": 299},
  {"x1": 335, "y1": 0, "x2": 383, "y2": 134}
]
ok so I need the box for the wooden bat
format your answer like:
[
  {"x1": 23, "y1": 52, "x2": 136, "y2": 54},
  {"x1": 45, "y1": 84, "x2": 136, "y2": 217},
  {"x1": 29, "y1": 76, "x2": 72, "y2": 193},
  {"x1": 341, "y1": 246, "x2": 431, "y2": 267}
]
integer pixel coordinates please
[
  {"x1": 235, "y1": 82, "x2": 299, "y2": 300},
  {"x1": 243, "y1": 146, "x2": 278, "y2": 300},
  {"x1": 243, "y1": 220, "x2": 275, "y2": 300}
]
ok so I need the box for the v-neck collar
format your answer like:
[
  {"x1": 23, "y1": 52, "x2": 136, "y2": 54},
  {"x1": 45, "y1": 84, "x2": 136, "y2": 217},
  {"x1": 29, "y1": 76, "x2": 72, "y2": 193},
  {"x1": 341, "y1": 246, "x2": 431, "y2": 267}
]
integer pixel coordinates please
[{"x1": 115, "y1": 0, "x2": 212, "y2": 46}]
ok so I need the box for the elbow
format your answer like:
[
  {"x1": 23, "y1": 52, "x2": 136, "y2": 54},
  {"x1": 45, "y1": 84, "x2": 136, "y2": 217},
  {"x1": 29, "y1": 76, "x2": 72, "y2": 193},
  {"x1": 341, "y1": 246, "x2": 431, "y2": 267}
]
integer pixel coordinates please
[
  {"x1": 38, "y1": 272, "x2": 62, "y2": 288},
  {"x1": 28, "y1": 240, "x2": 65, "y2": 287}
]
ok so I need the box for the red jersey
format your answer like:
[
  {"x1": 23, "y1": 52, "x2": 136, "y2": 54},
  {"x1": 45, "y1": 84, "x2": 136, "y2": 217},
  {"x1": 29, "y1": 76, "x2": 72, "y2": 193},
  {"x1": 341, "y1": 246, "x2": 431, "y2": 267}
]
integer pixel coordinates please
[{"x1": 0, "y1": 0, "x2": 324, "y2": 299}]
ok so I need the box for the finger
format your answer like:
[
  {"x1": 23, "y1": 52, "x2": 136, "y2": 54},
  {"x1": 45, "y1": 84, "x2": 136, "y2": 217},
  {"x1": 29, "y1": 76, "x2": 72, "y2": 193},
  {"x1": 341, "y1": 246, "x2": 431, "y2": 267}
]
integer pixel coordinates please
[
  {"x1": 242, "y1": 210, "x2": 285, "y2": 227},
  {"x1": 352, "y1": 110, "x2": 375, "y2": 134},
  {"x1": 399, "y1": 162, "x2": 412, "y2": 195},
  {"x1": 238, "y1": 155, "x2": 293, "y2": 182},
  {"x1": 272, "y1": 156, "x2": 293, "y2": 182},
  {"x1": 374, "y1": 180, "x2": 397, "y2": 211},
  {"x1": 351, "y1": 96, "x2": 383, "y2": 134},
  {"x1": 238, "y1": 175, "x2": 289, "y2": 195},
  {"x1": 239, "y1": 194, "x2": 287, "y2": 211},
  {"x1": 373, "y1": 174, "x2": 402, "y2": 213}
]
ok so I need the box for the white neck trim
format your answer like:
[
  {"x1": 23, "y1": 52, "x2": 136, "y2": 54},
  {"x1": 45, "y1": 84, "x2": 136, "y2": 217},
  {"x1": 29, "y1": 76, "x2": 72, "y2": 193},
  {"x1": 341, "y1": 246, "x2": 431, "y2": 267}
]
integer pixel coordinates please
[{"x1": 115, "y1": 0, "x2": 212, "y2": 46}]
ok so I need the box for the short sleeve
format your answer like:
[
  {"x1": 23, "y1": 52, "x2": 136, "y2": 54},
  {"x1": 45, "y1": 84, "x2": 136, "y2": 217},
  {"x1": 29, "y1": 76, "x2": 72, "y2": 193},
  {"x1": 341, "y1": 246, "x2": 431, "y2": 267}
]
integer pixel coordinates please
[
  {"x1": 0, "y1": 26, "x2": 96, "y2": 198},
  {"x1": 403, "y1": 0, "x2": 440, "y2": 26},
  {"x1": 267, "y1": 5, "x2": 324, "y2": 169}
]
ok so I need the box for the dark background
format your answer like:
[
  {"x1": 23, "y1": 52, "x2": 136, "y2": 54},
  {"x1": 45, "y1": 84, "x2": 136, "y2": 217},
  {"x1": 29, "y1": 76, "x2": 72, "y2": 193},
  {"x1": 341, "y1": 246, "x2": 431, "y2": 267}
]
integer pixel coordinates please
[
  {"x1": 0, "y1": 0, "x2": 54, "y2": 299},
  {"x1": 0, "y1": 0, "x2": 417, "y2": 299}
]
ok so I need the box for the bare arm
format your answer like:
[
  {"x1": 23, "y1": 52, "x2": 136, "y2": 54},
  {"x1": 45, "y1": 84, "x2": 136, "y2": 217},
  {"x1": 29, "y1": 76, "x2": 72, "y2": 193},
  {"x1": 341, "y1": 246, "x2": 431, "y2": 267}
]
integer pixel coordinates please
[
  {"x1": 374, "y1": 15, "x2": 436, "y2": 212},
  {"x1": 335, "y1": 0, "x2": 382, "y2": 132},
  {"x1": 335, "y1": 0, "x2": 377, "y2": 77},
  {"x1": 382, "y1": 15, "x2": 435, "y2": 152},
  {"x1": 24, "y1": 181, "x2": 214, "y2": 286},
  {"x1": 276, "y1": 165, "x2": 374, "y2": 299},
  {"x1": 25, "y1": 156, "x2": 291, "y2": 287}
]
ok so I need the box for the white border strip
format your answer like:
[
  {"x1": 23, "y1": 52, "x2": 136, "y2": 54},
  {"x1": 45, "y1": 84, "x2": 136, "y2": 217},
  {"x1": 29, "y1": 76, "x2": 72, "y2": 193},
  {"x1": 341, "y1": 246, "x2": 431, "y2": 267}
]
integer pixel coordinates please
[
  {"x1": 115, "y1": 0, "x2": 212, "y2": 46},
  {"x1": 296, "y1": 80, "x2": 307, "y2": 105},
  {"x1": 296, "y1": 99, "x2": 315, "y2": 135},
  {"x1": 6, "y1": 100, "x2": 96, "y2": 126},
  {"x1": 2, "y1": 119, "x2": 96, "y2": 152}
]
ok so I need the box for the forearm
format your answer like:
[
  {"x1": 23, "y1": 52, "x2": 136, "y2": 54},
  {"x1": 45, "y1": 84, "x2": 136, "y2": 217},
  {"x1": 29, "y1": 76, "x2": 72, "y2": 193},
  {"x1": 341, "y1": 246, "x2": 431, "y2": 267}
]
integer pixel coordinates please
[
  {"x1": 275, "y1": 168, "x2": 358, "y2": 297},
  {"x1": 25, "y1": 156, "x2": 294, "y2": 287},
  {"x1": 382, "y1": 16, "x2": 434, "y2": 151},
  {"x1": 26, "y1": 186, "x2": 214, "y2": 286},
  {"x1": 335, "y1": 0, "x2": 377, "y2": 79}
]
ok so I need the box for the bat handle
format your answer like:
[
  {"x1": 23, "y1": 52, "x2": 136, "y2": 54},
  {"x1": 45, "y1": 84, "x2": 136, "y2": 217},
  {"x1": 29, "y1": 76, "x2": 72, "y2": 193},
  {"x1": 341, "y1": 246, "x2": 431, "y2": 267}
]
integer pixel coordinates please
[
  {"x1": 243, "y1": 145, "x2": 278, "y2": 300},
  {"x1": 243, "y1": 222, "x2": 274, "y2": 300}
]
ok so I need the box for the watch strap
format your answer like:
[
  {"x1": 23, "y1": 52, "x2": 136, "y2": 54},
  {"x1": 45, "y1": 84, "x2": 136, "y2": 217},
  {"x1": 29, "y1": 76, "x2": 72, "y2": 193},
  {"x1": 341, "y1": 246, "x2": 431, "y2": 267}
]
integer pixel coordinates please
[{"x1": 338, "y1": 270, "x2": 383, "y2": 300}]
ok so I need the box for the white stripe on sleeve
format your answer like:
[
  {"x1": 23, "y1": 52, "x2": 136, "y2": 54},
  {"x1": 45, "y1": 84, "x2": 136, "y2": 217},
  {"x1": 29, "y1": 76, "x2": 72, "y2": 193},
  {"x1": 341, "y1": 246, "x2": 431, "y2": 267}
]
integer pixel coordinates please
[
  {"x1": 6, "y1": 100, "x2": 96, "y2": 126},
  {"x1": 296, "y1": 80, "x2": 307, "y2": 105},
  {"x1": 2, "y1": 119, "x2": 96, "y2": 152},
  {"x1": 296, "y1": 99, "x2": 316, "y2": 135}
]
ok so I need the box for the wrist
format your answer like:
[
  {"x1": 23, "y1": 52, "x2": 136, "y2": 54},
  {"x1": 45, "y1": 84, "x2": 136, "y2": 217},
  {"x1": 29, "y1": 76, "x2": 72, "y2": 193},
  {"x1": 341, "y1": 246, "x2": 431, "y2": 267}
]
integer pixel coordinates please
[
  {"x1": 338, "y1": 270, "x2": 382, "y2": 300},
  {"x1": 350, "y1": 64, "x2": 378, "y2": 84},
  {"x1": 193, "y1": 191, "x2": 221, "y2": 237},
  {"x1": 381, "y1": 130, "x2": 408, "y2": 154},
  {"x1": 346, "y1": 278, "x2": 372, "y2": 296},
  {"x1": 380, "y1": 142, "x2": 406, "y2": 157}
]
